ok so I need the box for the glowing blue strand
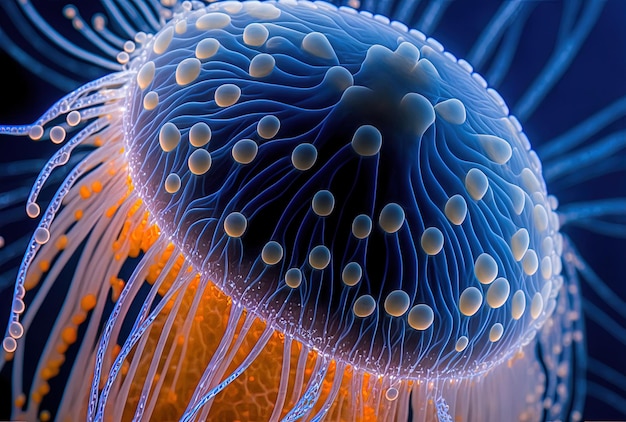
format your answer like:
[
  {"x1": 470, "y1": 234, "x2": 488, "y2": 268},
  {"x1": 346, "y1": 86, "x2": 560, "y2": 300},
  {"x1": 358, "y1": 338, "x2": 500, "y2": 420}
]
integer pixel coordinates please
[
  {"x1": 395, "y1": 0, "x2": 422, "y2": 24},
  {"x1": 573, "y1": 302, "x2": 588, "y2": 420},
  {"x1": 145, "y1": 0, "x2": 165, "y2": 18},
  {"x1": 18, "y1": 0, "x2": 121, "y2": 70},
  {"x1": 113, "y1": 0, "x2": 155, "y2": 33},
  {"x1": 435, "y1": 396, "x2": 453, "y2": 422},
  {"x1": 587, "y1": 358, "x2": 626, "y2": 394},
  {"x1": 93, "y1": 265, "x2": 193, "y2": 422},
  {"x1": 556, "y1": 0, "x2": 582, "y2": 47},
  {"x1": 554, "y1": 157, "x2": 625, "y2": 189},
  {"x1": 2, "y1": 146, "x2": 111, "y2": 392},
  {"x1": 0, "y1": 25, "x2": 78, "y2": 92},
  {"x1": 0, "y1": 187, "x2": 32, "y2": 210},
  {"x1": 268, "y1": 336, "x2": 293, "y2": 421},
  {"x1": 569, "y1": 219, "x2": 626, "y2": 239},
  {"x1": 180, "y1": 327, "x2": 274, "y2": 422},
  {"x1": 586, "y1": 381, "x2": 626, "y2": 415},
  {"x1": 91, "y1": 13, "x2": 127, "y2": 49},
  {"x1": 184, "y1": 303, "x2": 245, "y2": 407},
  {"x1": 558, "y1": 198, "x2": 626, "y2": 226},
  {"x1": 416, "y1": 0, "x2": 450, "y2": 35},
  {"x1": 282, "y1": 358, "x2": 329, "y2": 422},
  {"x1": 87, "y1": 243, "x2": 175, "y2": 421},
  {"x1": 131, "y1": 290, "x2": 186, "y2": 422},
  {"x1": 485, "y1": 5, "x2": 533, "y2": 88},
  {"x1": 0, "y1": 159, "x2": 48, "y2": 178},
  {"x1": 102, "y1": 0, "x2": 146, "y2": 40},
  {"x1": 543, "y1": 131, "x2": 626, "y2": 182},
  {"x1": 27, "y1": 119, "x2": 107, "y2": 207},
  {"x1": 583, "y1": 300, "x2": 626, "y2": 347},
  {"x1": 309, "y1": 362, "x2": 346, "y2": 422},
  {"x1": 467, "y1": 0, "x2": 524, "y2": 69},
  {"x1": 570, "y1": 239, "x2": 626, "y2": 319},
  {"x1": 376, "y1": 0, "x2": 395, "y2": 17},
  {"x1": 0, "y1": 72, "x2": 130, "y2": 137},
  {"x1": 132, "y1": 0, "x2": 163, "y2": 32},
  {"x1": 540, "y1": 96, "x2": 626, "y2": 160},
  {"x1": 65, "y1": 9, "x2": 122, "y2": 58},
  {"x1": 0, "y1": 158, "x2": 82, "y2": 218},
  {"x1": 361, "y1": 0, "x2": 376, "y2": 13},
  {"x1": 0, "y1": 234, "x2": 30, "y2": 266},
  {"x1": 0, "y1": 0, "x2": 105, "y2": 86},
  {"x1": 72, "y1": 90, "x2": 128, "y2": 111},
  {"x1": 514, "y1": 0, "x2": 606, "y2": 120},
  {"x1": 195, "y1": 315, "x2": 260, "y2": 411}
]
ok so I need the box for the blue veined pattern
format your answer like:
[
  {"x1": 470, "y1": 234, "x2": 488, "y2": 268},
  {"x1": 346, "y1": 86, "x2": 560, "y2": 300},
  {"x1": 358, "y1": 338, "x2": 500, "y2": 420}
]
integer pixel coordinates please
[{"x1": 0, "y1": 1, "x2": 624, "y2": 421}]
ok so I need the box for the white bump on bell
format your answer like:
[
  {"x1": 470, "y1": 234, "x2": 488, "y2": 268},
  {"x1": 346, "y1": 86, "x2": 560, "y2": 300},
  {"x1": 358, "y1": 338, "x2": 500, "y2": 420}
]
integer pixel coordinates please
[
  {"x1": 302, "y1": 32, "x2": 337, "y2": 60},
  {"x1": 465, "y1": 168, "x2": 489, "y2": 201},
  {"x1": 474, "y1": 253, "x2": 498, "y2": 284},
  {"x1": 384, "y1": 290, "x2": 411, "y2": 317},
  {"x1": 434, "y1": 98, "x2": 466, "y2": 125},
  {"x1": 444, "y1": 194, "x2": 467, "y2": 225},
  {"x1": 379, "y1": 203, "x2": 405, "y2": 234}
]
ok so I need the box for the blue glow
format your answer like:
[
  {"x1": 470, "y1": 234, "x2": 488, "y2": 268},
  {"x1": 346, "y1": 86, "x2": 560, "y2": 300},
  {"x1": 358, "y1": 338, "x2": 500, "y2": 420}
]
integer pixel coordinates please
[{"x1": 0, "y1": 1, "x2": 624, "y2": 420}]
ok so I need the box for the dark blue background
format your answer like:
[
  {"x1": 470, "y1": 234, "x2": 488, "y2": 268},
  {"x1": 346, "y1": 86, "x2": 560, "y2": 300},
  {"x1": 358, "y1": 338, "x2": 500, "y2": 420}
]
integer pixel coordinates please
[{"x1": 0, "y1": 0, "x2": 624, "y2": 420}]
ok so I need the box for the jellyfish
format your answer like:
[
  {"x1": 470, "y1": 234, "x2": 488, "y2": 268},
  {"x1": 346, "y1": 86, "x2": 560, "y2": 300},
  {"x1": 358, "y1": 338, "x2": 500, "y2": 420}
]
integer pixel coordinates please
[{"x1": 0, "y1": 1, "x2": 624, "y2": 421}]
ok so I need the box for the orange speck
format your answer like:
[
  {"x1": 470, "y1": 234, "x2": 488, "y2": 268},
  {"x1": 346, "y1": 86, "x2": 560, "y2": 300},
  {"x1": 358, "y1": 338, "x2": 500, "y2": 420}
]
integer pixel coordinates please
[
  {"x1": 121, "y1": 360, "x2": 130, "y2": 375},
  {"x1": 38, "y1": 382, "x2": 50, "y2": 396},
  {"x1": 74, "y1": 209, "x2": 83, "y2": 220},
  {"x1": 40, "y1": 410, "x2": 51, "y2": 422},
  {"x1": 112, "y1": 279, "x2": 125, "y2": 302},
  {"x1": 61, "y1": 326, "x2": 77, "y2": 345},
  {"x1": 81, "y1": 293, "x2": 97, "y2": 311},
  {"x1": 31, "y1": 392, "x2": 42, "y2": 404},
  {"x1": 79, "y1": 185, "x2": 91, "y2": 199},
  {"x1": 128, "y1": 200, "x2": 142, "y2": 217},
  {"x1": 56, "y1": 341, "x2": 68, "y2": 355},
  {"x1": 177, "y1": 335, "x2": 186, "y2": 346},
  {"x1": 92, "y1": 180, "x2": 103, "y2": 193},
  {"x1": 106, "y1": 205, "x2": 118, "y2": 218},
  {"x1": 71, "y1": 311, "x2": 87, "y2": 326},
  {"x1": 111, "y1": 344, "x2": 121, "y2": 359},
  {"x1": 14, "y1": 393, "x2": 26, "y2": 408},
  {"x1": 38, "y1": 260, "x2": 50, "y2": 272},
  {"x1": 55, "y1": 234, "x2": 68, "y2": 250},
  {"x1": 24, "y1": 272, "x2": 41, "y2": 291},
  {"x1": 40, "y1": 367, "x2": 53, "y2": 380}
]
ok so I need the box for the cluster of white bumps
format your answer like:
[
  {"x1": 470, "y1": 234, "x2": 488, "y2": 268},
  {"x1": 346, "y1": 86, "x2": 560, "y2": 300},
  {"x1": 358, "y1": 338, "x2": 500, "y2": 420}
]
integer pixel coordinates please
[{"x1": 132, "y1": 0, "x2": 561, "y2": 356}]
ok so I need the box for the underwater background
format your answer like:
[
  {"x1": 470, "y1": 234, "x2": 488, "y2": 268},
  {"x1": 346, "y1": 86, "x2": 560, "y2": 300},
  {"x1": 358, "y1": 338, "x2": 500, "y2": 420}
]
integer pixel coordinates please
[{"x1": 0, "y1": 0, "x2": 624, "y2": 420}]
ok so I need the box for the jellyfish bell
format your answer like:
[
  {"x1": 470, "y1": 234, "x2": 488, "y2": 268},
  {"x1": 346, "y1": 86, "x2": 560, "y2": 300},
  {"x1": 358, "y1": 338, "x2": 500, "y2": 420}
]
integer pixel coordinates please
[
  {"x1": 133, "y1": 0, "x2": 543, "y2": 374},
  {"x1": 124, "y1": 0, "x2": 577, "y2": 415},
  {"x1": 0, "y1": 1, "x2": 588, "y2": 421}
]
